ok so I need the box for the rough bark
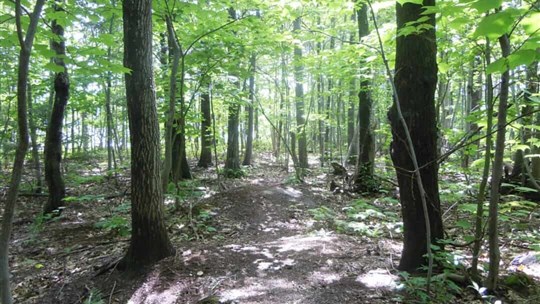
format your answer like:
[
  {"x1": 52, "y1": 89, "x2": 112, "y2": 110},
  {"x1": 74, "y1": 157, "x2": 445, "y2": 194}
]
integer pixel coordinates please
[
  {"x1": 44, "y1": 4, "x2": 70, "y2": 215},
  {"x1": 0, "y1": 1, "x2": 45, "y2": 303},
  {"x1": 120, "y1": 0, "x2": 175, "y2": 269},
  {"x1": 389, "y1": 0, "x2": 443, "y2": 272},
  {"x1": 198, "y1": 77, "x2": 213, "y2": 168},
  {"x1": 242, "y1": 54, "x2": 256, "y2": 166},
  {"x1": 293, "y1": 17, "x2": 308, "y2": 170},
  {"x1": 355, "y1": 2, "x2": 375, "y2": 187}
]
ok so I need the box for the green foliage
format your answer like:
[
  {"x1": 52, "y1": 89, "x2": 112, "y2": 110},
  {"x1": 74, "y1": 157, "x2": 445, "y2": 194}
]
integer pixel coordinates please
[
  {"x1": 95, "y1": 215, "x2": 130, "y2": 237},
  {"x1": 84, "y1": 289, "x2": 105, "y2": 304},
  {"x1": 220, "y1": 168, "x2": 246, "y2": 179}
]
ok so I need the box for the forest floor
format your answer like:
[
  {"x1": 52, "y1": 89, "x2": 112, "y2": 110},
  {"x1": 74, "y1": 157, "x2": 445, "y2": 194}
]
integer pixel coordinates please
[{"x1": 3, "y1": 152, "x2": 540, "y2": 303}]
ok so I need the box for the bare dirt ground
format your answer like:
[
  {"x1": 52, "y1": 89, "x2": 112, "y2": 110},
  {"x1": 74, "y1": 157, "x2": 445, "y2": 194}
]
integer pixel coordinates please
[{"x1": 4, "y1": 155, "x2": 406, "y2": 304}]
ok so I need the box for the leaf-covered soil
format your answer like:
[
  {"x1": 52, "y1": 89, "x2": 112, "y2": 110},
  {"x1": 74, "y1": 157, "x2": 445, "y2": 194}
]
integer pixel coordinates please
[{"x1": 2, "y1": 154, "x2": 540, "y2": 303}]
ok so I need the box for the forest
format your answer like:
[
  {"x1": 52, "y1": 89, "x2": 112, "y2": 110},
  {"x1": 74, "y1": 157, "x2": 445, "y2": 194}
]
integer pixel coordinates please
[{"x1": 0, "y1": 0, "x2": 540, "y2": 303}]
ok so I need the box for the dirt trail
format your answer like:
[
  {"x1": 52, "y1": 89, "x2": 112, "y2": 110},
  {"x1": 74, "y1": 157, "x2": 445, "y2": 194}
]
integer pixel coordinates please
[{"x1": 125, "y1": 182, "x2": 400, "y2": 304}]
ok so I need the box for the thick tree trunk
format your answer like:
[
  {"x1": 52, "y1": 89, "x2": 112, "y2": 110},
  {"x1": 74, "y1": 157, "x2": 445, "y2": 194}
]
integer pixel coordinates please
[
  {"x1": 121, "y1": 0, "x2": 175, "y2": 268},
  {"x1": 0, "y1": 2, "x2": 45, "y2": 303},
  {"x1": 242, "y1": 54, "x2": 256, "y2": 166},
  {"x1": 198, "y1": 78, "x2": 213, "y2": 168},
  {"x1": 44, "y1": 5, "x2": 70, "y2": 215},
  {"x1": 389, "y1": 0, "x2": 443, "y2": 272}
]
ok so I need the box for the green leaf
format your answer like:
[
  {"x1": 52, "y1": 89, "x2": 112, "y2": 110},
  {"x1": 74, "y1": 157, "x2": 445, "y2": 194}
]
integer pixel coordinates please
[
  {"x1": 439, "y1": 62, "x2": 449, "y2": 74},
  {"x1": 486, "y1": 57, "x2": 507, "y2": 74},
  {"x1": 456, "y1": 220, "x2": 472, "y2": 229},
  {"x1": 473, "y1": 11, "x2": 514, "y2": 39},
  {"x1": 397, "y1": 0, "x2": 424, "y2": 5},
  {"x1": 508, "y1": 49, "x2": 538, "y2": 69},
  {"x1": 44, "y1": 62, "x2": 66, "y2": 73},
  {"x1": 471, "y1": 0, "x2": 503, "y2": 13},
  {"x1": 522, "y1": 12, "x2": 540, "y2": 35}
]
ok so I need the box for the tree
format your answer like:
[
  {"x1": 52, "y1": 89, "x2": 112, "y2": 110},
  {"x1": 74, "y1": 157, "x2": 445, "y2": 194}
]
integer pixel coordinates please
[
  {"x1": 224, "y1": 7, "x2": 242, "y2": 176},
  {"x1": 0, "y1": 1, "x2": 46, "y2": 302},
  {"x1": 354, "y1": 1, "x2": 376, "y2": 192},
  {"x1": 388, "y1": 0, "x2": 444, "y2": 272},
  {"x1": 293, "y1": 16, "x2": 308, "y2": 171},
  {"x1": 44, "y1": 3, "x2": 70, "y2": 215},
  {"x1": 198, "y1": 76, "x2": 213, "y2": 168},
  {"x1": 242, "y1": 54, "x2": 256, "y2": 166},
  {"x1": 120, "y1": 0, "x2": 175, "y2": 268}
]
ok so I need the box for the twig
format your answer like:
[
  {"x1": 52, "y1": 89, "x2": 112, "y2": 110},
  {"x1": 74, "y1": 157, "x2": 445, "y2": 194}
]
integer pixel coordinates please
[{"x1": 108, "y1": 281, "x2": 116, "y2": 304}]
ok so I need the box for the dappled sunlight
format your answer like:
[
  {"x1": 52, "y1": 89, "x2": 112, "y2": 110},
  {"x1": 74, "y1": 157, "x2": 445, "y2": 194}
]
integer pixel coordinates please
[
  {"x1": 309, "y1": 270, "x2": 342, "y2": 284},
  {"x1": 220, "y1": 278, "x2": 297, "y2": 302},
  {"x1": 356, "y1": 268, "x2": 398, "y2": 289},
  {"x1": 268, "y1": 232, "x2": 338, "y2": 253},
  {"x1": 128, "y1": 272, "x2": 188, "y2": 304}
]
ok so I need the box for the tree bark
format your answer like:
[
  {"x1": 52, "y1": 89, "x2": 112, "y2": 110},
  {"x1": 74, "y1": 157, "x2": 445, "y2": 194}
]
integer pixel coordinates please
[
  {"x1": 242, "y1": 54, "x2": 256, "y2": 166},
  {"x1": 44, "y1": 4, "x2": 70, "y2": 215},
  {"x1": 486, "y1": 33, "x2": 511, "y2": 292},
  {"x1": 0, "y1": 1, "x2": 45, "y2": 303},
  {"x1": 355, "y1": 2, "x2": 376, "y2": 189},
  {"x1": 120, "y1": 0, "x2": 175, "y2": 269},
  {"x1": 293, "y1": 17, "x2": 308, "y2": 171},
  {"x1": 198, "y1": 77, "x2": 213, "y2": 168},
  {"x1": 28, "y1": 83, "x2": 43, "y2": 193},
  {"x1": 389, "y1": 0, "x2": 443, "y2": 272}
]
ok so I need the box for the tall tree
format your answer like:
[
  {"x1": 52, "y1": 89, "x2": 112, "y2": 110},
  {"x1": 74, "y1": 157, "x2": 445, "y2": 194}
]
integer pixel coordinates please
[
  {"x1": 242, "y1": 54, "x2": 256, "y2": 166},
  {"x1": 0, "y1": 1, "x2": 46, "y2": 302},
  {"x1": 198, "y1": 76, "x2": 213, "y2": 168},
  {"x1": 224, "y1": 7, "x2": 242, "y2": 176},
  {"x1": 44, "y1": 2, "x2": 70, "y2": 215},
  {"x1": 293, "y1": 16, "x2": 308, "y2": 171},
  {"x1": 388, "y1": 0, "x2": 443, "y2": 272},
  {"x1": 354, "y1": 2, "x2": 376, "y2": 191},
  {"x1": 28, "y1": 83, "x2": 43, "y2": 193},
  {"x1": 121, "y1": 0, "x2": 175, "y2": 268}
]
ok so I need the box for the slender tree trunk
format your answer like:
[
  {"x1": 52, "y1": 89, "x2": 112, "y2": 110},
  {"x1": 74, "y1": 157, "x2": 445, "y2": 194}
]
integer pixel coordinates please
[
  {"x1": 198, "y1": 77, "x2": 213, "y2": 168},
  {"x1": 28, "y1": 83, "x2": 43, "y2": 193},
  {"x1": 293, "y1": 17, "x2": 308, "y2": 171},
  {"x1": 355, "y1": 2, "x2": 376, "y2": 190},
  {"x1": 486, "y1": 33, "x2": 511, "y2": 292},
  {"x1": 162, "y1": 15, "x2": 181, "y2": 189},
  {"x1": 120, "y1": 0, "x2": 175, "y2": 269},
  {"x1": 471, "y1": 40, "x2": 495, "y2": 279},
  {"x1": 389, "y1": 0, "x2": 443, "y2": 271},
  {"x1": 0, "y1": 1, "x2": 45, "y2": 302},
  {"x1": 242, "y1": 54, "x2": 256, "y2": 166},
  {"x1": 44, "y1": 4, "x2": 70, "y2": 215}
]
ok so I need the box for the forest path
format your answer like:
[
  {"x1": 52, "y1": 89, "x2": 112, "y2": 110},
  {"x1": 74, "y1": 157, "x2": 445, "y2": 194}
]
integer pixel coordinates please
[{"x1": 125, "y1": 181, "x2": 400, "y2": 304}]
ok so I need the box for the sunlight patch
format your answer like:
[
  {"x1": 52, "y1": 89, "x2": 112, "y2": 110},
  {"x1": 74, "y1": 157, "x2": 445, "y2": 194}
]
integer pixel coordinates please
[
  {"x1": 128, "y1": 274, "x2": 186, "y2": 304},
  {"x1": 356, "y1": 269, "x2": 398, "y2": 289},
  {"x1": 269, "y1": 234, "x2": 337, "y2": 253},
  {"x1": 220, "y1": 278, "x2": 295, "y2": 301}
]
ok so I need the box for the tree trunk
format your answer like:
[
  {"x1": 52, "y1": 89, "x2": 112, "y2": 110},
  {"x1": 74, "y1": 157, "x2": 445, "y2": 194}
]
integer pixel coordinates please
[
  {"x1": 0, "y1": 1, "x2": 45, "y2": 303},
  {"x1": 242, "y1": 54, "x2": 256, "y2": 166},
  {"x1": 486, "y1": 33, "x2": 511, "y2": 292},
  {"x1": 389, "y1": 0, "x2": 443, "y2": 272},
  {"x1": 224, "y1": 8, "x2": 241, "y2": 176},
  {"x1": 120, "y1": 0, "x2": 175, "y2": 269},
  {"x1": 355, "y1": 2, "x2": 375, "y2": 187},
  {"x1": 198, "y1": 77, "x2": 213, "y2": 168},
  {"x1": 28, "y1": 83, "x2": 43, "y2": 193},
  {"x1": 44, "y1": 4, "x2": 70, "y2": 215},
  {"x1": 293, "y1": 17, "x2": 308, "y2": 171}
]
